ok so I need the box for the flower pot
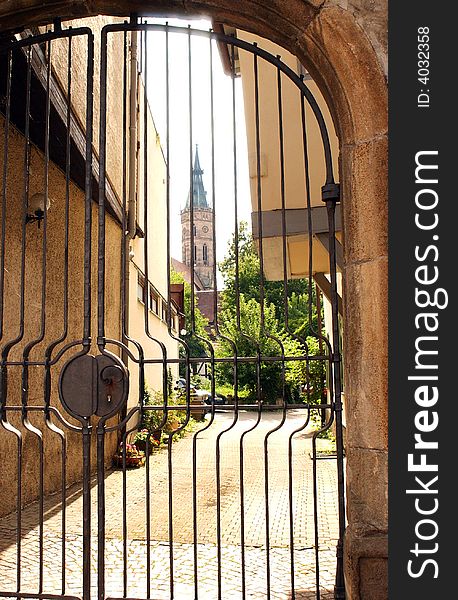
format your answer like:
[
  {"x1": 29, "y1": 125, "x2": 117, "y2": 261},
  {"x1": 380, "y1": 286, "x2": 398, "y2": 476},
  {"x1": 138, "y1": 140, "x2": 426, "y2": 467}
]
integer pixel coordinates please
[
  {"x1": 134, "y1": 432, "x2": 162, "y2": 455},
  {"x1": 112, "y1": 445, "x2": 146, "y2": 468}
]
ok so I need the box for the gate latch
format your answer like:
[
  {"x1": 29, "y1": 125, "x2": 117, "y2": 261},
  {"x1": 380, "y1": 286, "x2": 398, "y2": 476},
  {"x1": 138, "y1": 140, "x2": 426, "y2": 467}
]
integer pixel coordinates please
[{"x1": 59, "y1": 354, "x2": 129, "y2": 420}]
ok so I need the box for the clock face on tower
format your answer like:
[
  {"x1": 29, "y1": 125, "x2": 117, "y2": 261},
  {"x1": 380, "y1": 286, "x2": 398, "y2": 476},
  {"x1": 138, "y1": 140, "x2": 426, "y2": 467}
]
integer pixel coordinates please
[{"x1": 202, "y1": 226, "x2": 209, "y2": 233}]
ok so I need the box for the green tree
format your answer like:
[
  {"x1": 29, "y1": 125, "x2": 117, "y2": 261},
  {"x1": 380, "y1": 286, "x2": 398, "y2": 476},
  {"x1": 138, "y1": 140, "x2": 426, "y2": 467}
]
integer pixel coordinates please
[
  {"x1": 216, "y1": 294, "x2": 324, "y2": 403},
  {"x1": 216, "y1": 222, "x2": 326, "y2": 403},
  {"x1": 218, "y1": 221, "x2": 319, "y2": 336},
  {"x1": 218, "y1": 221, "x2": 261, "y2": 309},
  {"x1": 287, "y1": 290, "x2": 319, "y2": 338},
  {"x1": 216, "y1": 295, "x2": 284, "y2": 402}
]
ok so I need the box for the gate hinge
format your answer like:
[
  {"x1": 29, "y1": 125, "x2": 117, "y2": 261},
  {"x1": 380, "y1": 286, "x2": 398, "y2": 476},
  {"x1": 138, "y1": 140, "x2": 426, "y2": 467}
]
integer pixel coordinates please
[{"x1": 322, "y1": 182, "x2": 340, "y2": 203}]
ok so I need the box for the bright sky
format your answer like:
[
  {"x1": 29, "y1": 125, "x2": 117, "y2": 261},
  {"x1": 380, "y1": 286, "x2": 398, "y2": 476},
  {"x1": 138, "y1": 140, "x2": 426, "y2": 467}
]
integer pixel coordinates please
[{"x1": 144, "y1": 17, "x2": 252, "y2": 278}]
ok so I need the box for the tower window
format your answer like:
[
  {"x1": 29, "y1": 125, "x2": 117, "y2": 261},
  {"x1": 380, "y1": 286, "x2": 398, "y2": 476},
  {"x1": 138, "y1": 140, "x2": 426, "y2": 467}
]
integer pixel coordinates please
[
  {"x1": 193, "y1": 224, "x2": 197, "y2": 236},
  {"x1": 194, "y1": 245, "x2": 197, "y2": 264},
  {"x1": 203, "y1": 244, "x2": 208, "y2": 265}
]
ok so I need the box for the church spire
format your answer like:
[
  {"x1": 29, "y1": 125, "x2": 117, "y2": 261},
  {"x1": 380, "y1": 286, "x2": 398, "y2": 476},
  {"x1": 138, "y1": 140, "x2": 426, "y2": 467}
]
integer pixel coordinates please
[{"x1": 186, "y1": 145, "x2": 209, "y2": 209}]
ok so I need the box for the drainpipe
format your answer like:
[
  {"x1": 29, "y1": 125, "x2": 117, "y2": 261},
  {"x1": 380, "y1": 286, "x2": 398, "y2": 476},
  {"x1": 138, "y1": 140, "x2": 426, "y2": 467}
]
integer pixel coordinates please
[
  {"x1": 128, "y1": 27, "x2": 138, "y2": 241},
  {"x1": 121, "y1": 26, "x2": 138, "y2": 423}
]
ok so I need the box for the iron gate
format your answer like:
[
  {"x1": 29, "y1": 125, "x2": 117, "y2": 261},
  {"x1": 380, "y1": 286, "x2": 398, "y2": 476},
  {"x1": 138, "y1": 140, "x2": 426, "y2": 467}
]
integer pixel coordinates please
[{"x1": 0, "y1": 17, "x2": 345, "y2": 600}]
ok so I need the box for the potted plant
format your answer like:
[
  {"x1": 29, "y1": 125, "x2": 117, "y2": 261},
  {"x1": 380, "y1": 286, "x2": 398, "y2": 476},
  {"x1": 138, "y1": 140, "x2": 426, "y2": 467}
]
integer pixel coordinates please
[
  {"x1": 113, "y1": 442, "x2": 145, "y2": 468},
  {"x1": 133, "y1": 429, "x2": 161, "y2": 454}
]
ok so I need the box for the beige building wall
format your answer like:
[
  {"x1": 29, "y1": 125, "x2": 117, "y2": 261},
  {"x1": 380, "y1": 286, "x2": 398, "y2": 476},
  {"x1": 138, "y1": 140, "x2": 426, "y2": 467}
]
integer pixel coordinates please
[
  {"x1": 237, "y1": 31, "x2": 340, "y2": 281},
  {"x1": 44, "y1": 16, "x2": 127, "y2": 201},
  {"x1": 0, "y1": 118, "x2": 122, "y2": 518}
]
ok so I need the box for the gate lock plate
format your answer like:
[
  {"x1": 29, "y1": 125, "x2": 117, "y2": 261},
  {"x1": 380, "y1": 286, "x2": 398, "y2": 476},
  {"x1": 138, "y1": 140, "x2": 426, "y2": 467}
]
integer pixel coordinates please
[{"x1": 58, "y1": 354, "x2": 129, "y2": 420}]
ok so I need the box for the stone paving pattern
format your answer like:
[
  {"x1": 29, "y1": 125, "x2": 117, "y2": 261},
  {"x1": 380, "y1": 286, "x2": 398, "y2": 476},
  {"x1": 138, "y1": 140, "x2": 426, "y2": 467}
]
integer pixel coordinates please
[{"x1": 0, "y1": 410, "x2": 339, "y2": 599}]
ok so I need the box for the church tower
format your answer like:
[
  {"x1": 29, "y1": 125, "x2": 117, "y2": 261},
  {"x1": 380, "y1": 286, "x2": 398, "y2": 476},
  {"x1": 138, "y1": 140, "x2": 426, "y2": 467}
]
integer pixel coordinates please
[{"x1": 181, "y1": 146, "x2": 214, "y2": 290}]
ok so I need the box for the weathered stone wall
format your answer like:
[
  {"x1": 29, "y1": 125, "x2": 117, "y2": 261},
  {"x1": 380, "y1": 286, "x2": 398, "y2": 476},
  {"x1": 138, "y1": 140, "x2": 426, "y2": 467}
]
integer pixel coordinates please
[{"x1": 0, "y1": 118, "x2": 122, "y2": 517}]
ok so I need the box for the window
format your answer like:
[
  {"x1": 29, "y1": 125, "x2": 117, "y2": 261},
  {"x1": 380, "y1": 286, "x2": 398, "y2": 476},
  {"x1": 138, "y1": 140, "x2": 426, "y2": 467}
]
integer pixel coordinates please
[
  {"x1": 193, "y1": 224, "x2": 197, "y2": 236},
  {"x1": 149, "y1": 287, "x2": 159, "y2": 314},
  {"x1": 137, "y1": 273, "x2": 146, "y2": 304},
  {"x1": 162, "y1": 303, "x2": 168, "y2": 323},
  {"x1": 203, "y1": 244, "x2": 208, "y2": 265},
  {"x1": 194, "y1": 245, "x2": 197, "y2": 264},
  {"x1": 171, "y1": 309, "x2": 178, "y2": 332}
]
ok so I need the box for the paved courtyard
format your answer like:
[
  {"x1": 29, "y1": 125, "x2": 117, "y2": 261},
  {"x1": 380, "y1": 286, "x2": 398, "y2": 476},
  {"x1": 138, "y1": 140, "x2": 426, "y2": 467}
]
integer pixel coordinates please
[{"x1": 0, "y1": 409, "x2": 340, "y2": 599}]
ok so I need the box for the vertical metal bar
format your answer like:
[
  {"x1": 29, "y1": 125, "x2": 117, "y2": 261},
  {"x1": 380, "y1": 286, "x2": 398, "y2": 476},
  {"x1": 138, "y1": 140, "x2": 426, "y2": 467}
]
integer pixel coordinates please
[
  {"x1": 251, "y1": 49, "x2": 288, "y2": 600},
  {"x1": 121, "y1": 29, "x2": 129, "y2": 343},
  {"x1": 83, "y1": 33, "x2": 94, "y2": 348},
  {"x1": 121, "y1": 425, "x2": 129, "y2": 597},
  {"x1": 11, "y1": 44, "x2": 33, "y2": 597},
  {"x1": 14, "y1": 426, "x2": 23, "y2": 594},
  {"x1": 164, "y1": 23, "x2": 192, "y2": 598},
  {"x1": 31, "y1": 38, "x2": 53, "y2": 594},
  {"x1": 167, "y1": 26, "x2": 195, "y2": 598},
  {"x1": 98, "y1": 26, "x2": 108, "y2": 598},
  {"x1": 301, "y1": 81, "x2": 322, "y2": 600},
  {"x1": 253, "y1": 48, "x2": 264, "y2": 320},
  {"x1": 164, "y1": 25, "x2": 175, "y2": 598},
  {"x1": 186, "y1": 33, "x2": 225, "y2": 599},
  {"x1": 312, "y1": 433, "x2": 321, "y2": 599},
  {"x1": 98, "y1": 28, "x2": 108, "y2": 351},
  {"x1": 316, "y1": 288, "x2": 327, "y2": 427},
  {"x1": 97, "y1": 425, "x2": 105, "y2": 600},
  {"x1": 167, "y1": 433, "x2": 175, "y2": 598},
  {"x1": 192, "y1": 420, "x2": 199, "y2": 598},
  {"x1": 215, "y1": 42, "x2": 242, "y2": 600},
  {"x1": 277, "y1": 64, "x2": 289, "y2": 334},
  {"x1": 139, "y1": 25, "x2": 171, "y2": 597},
  {"x1": 259, "y1": 64, "x2": 289, "y2": 600},
  {"x1": 42, "y1": 36, "x2": 72, "y2": 595},
  {"x1": 82, "y1": 29, "x2": 95, "y2": 600},
  {"x1": 82, "y1": 421, "x2": 92, "y2": 600},
  {"x1": 141, "y1": 28, "x2": 152, "y2": 599},
  {"x1": 15, "y1": 434, "x2": 24, "y2": 595},
  {"x1": 0, "y1": 49, "x2": 12, "y2": 343},
  {"x1": 239, "y1": 400, "x2": 262, "y2": 600},
  {"x1": 325, "y1": 199, "x2": 346, "y2": 600},
  {"x1": 20, "y1": 42, "x2": 52, "y2": 597},
  {"x1": 300, "y1": 80, "x2": 316, "y2": 330},
  {"x1": 288, "y1": 408, "x2": 312, "y2": 599},
  {"x1": 59, "y1": 430, "x2": 68, "y2": 596},
  {"x1": 121, "y1": 29, "x2": 129, "y2": 598},
  {"x1": 188, "y1": 26, "x2": 196, "y2": 332},
  {"x1": 0, "y1": 54, "x2": 19, "y2": 598},
  {"x1": 145, "y1": 429, "x2": 152, "y2": 600},
  {"x1": 187, "y1": 28, "x2": 198, "y2": 598}
]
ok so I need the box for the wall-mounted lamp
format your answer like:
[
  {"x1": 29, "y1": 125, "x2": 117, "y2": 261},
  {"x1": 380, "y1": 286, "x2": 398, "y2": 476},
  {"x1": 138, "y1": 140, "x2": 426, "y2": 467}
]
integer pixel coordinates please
[{"x1": 26, "y1": 192, "x2": 50, "y2": 227}]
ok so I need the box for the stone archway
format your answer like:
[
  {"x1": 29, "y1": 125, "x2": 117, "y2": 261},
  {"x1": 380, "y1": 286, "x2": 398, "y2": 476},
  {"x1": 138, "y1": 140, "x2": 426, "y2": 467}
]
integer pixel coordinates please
[{"x1": 0, "y1": 2, "x2": 388, "y2": 598}]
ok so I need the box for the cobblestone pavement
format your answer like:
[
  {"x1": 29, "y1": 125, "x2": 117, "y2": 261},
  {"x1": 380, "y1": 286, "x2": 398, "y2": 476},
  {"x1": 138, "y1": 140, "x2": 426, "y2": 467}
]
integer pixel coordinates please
[{"x1": 0, "y1": 410, "x2": 339, "y2": 599}]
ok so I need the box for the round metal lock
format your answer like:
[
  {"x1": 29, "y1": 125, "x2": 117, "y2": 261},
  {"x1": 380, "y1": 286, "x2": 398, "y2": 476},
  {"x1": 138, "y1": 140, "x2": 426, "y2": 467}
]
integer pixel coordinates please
[{"x1": 58, "y1": 353, "x2": 129, "y2": 420}]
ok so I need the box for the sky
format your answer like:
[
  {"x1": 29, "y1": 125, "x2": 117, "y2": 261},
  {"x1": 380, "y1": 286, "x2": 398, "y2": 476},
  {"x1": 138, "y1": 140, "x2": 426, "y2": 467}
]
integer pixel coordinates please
[{"x1": 144, "y1": 17, "x2": 252, "y2": 276}]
